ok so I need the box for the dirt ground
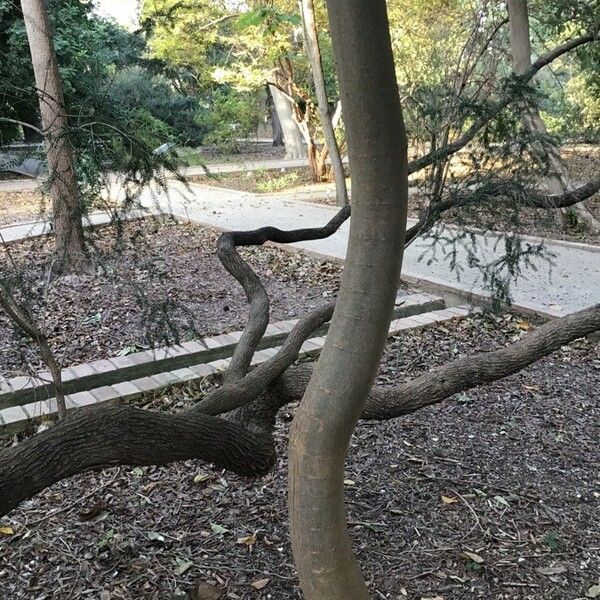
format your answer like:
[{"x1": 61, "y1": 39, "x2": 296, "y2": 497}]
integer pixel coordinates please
[
  {"x1": 0, "y1": 219, "x2": 357, "y2": 376},
  {"x1": 0, "y1": 312, "x2": 598, "y2": 599}
]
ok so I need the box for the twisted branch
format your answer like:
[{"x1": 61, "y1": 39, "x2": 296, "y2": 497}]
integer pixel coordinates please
[{"x1": 218, "y1": 205, "x2": 350, "y2": 382}]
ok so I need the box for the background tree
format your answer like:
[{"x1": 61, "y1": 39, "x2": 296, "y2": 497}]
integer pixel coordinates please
[
  {"x1": 508, "y1": 0, "x2": 599, "y2": 232},
  {"x1": 20, "y1": 0, "x2": 88, "y2": 274},
  {"x1": 299, "y1": 0, "x2": 348, "y2": 206}
]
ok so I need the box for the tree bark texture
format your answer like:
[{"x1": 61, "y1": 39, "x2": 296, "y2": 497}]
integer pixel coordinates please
[
  {"x1": 21, "y1": 0, "x2": 89, "y2": 273},
  {"x1": 288, "y1": 0, "x2": 409, "y2": 597}
]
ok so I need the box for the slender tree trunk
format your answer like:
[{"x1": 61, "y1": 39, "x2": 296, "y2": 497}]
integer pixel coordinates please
[
  {"x1": 288, "y1": 0, "x2": 408, "y2": 597},
  {"x1": 507, "y1": 0, "x2": 599, "y2": 233},
  {"x1": 300, "y1": 0, "x2": 348, "y2": 206},
  {"x1": 21, "y1": 0, "x2": 89, "y2": 273},
  {"x1": 268, "y1": 84, "x2": 307, "y2": 159}
]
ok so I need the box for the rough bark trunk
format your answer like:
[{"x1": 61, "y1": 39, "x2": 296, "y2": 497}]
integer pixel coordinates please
[
  {"x1": 268, "y1": 84, "x2": 307, "y2": 159},
  {"x1": 300, "y1": 0, "x2": 348, "y2": 206},
  {"x1": 21, "y1": 0, "x2": 89, "y2": 274},
  {"x1": 507, "y1": 0, "x2": 599, "y2": 233},
  {"x1": 288, "y1": 0, "x2": 408, "y2": 597}
]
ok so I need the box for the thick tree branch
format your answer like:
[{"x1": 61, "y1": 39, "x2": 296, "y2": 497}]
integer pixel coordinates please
[
  {"x1": 218, "y1": 206, "x2": 350, "y2": 382},
  {"x1": 195, "y1": 301, "x2": 335, "y2": 416},
  {"x1": 269, "y1": 304, "x2": 600, "y2": 420},
  {"x1": 0, "y1": 405, "x2": 275, "y2": 517}
]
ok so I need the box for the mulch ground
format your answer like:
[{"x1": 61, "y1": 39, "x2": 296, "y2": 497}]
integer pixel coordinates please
[
  {"x1": 0, "y1": 313, "x2": 598, "y2": 599},
  {"x1": 0, "y1": 218, "x2": 359, "y2": 377}
]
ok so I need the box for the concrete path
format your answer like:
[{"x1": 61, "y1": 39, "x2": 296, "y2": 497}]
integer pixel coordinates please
[
  {"x1": 3, "y1": 176, "x2": 598, "y2": 317},
  {"x1": 139, "y1": 181, "x2": 600, "y2": 317}
]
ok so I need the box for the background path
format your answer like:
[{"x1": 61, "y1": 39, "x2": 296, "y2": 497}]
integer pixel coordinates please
[
  {"x1": 147, "y1": 180, "x2": 600, "y2": 317},
  {"x1": 2, "y1": 164, "x2": 598, "y2": 318}
]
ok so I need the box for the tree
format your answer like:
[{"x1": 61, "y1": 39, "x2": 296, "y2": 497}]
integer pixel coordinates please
[
  {"x1": 507, "y1": 0, "x2": 600, "y2": 233},
  {"x1": 299, "y1": 0, "x2": 348, "y2": 206},
  {"x1": 20, "y1": 0, "x2": 88, "y2": 274},
  {"x1": 1, "y1": 3, "x2": 600, "y2": 597},
  {"x1": 289, "y1": 0, "x2": 407, "y2": 595}
]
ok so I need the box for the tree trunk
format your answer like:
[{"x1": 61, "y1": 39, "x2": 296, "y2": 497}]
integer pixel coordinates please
[
  {"x1": 300, "y1": 0, "x2": 348, "y2": 206},
  {"x1": 288, "y1": 0, "x2": 408, "y2": 597},
  {"x1": 507, "y1": 0, "x2": 599, "y2": 233},
  {"x1": 21, "y1": 0, "x2": 89, "y2": 273},
  {"x1": 268, "y1": 84, "x2": 307, "y2": 159},
  {"x1": 271, "y1": 106, "x2": 284, "y2": 147}
]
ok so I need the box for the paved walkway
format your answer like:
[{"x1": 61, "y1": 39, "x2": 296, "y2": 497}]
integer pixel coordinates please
[
  {"x1": 133, "y1": 180, "x2": 600, "y2": 317},
  {"x1": 3, "y1": 172, "x2": 598, "y2": 317}
]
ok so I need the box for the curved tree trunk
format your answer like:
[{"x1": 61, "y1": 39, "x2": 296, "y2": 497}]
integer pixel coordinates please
[
  {"x1": 288, "y1": 0, "x2": 408, "y2": 597},
  {"x1": 269, "y1": 84, "x2": 307, "y2": 159},
  {"x1": 21, "y1": 0, "x2": 89, "y2": 274},
  {"x1": 507, "y1": 0, "x2": 599, "y2": 233},
  {"x1": 300, "y1": 0, "x2": 349, "y2": 206}
]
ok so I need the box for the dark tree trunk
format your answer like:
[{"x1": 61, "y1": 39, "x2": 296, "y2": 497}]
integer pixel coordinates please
[{"x1": 21, "y1": 0, "x2": 89, "y2": 274}]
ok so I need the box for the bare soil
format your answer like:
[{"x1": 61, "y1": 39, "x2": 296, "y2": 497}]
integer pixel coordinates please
[
  {"x1": 0, "y1": 313, "x2": 598, "y2": 599},
  {"x1": 0, "y1": 219, "x2": 357, "y2": 377}
]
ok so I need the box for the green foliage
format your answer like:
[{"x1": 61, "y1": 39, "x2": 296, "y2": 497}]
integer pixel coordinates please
[
  {"x1": 255, "y1": 170, "x2": 299, "y2": 193},
  {"x1": 197, "y1": 88, "x2": 262, "y2": 150},
  {"x1": 110, "y1": 67, "x2": 203, "y2": 145}
]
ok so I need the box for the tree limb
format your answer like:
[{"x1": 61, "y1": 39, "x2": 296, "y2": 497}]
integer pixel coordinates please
[
  {"x1": 0, "y1": 405, "x2": 275, "y2": 517},
  {"x1": 218, "y1": 206, "x2": 350, "y2": 382},
  {"x1": 408, "y1": 32, "x2": 598, "y2": 175},
  {"x1": 269, "y1": 303, "x2": 600, "y2": 420}
]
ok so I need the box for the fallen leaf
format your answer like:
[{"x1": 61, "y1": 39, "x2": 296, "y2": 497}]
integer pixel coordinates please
[
  {"x1": 462, "y1": 551, "x2": 484, "y2": 564},
  {"x1": 441, "y1": 495, "x2": 458, "y2": 504},
  {"x1": 193, "y1": 582, "x2": 223, "y2": 600},
  {"x1": 79, "y1": 500, "x2": 106, "y2": 521},
  {"x1": 210, "y1": 523, "x2": 229, "y2": 535},
  {"x1": 250, "y1": 578, "x2": 270, "y2": 591},
  {"x1": 516, "y1": 319, "x2": 532, "y2": 330},
  {"x1": 0, "y1": 525, "x2": 14, "y2": 536},
  {"x1": 586, "y1": 584, "x2": 600, "y2": 598},
  {"x1": 193, "y1": 473, "x2": 212, "y2": 485},
  {"x1": 237, "y1": 533, "x2": 257, "y2": 546},
  {"x1": 173, "y1": 557, "x2": 193, "y2": 576},
  {"x1": 147, "y1": 531, "x2": 165, "y2": 543},
  {"x1": 536, "y1": 566, "x2": 566, "y2": 576}
]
